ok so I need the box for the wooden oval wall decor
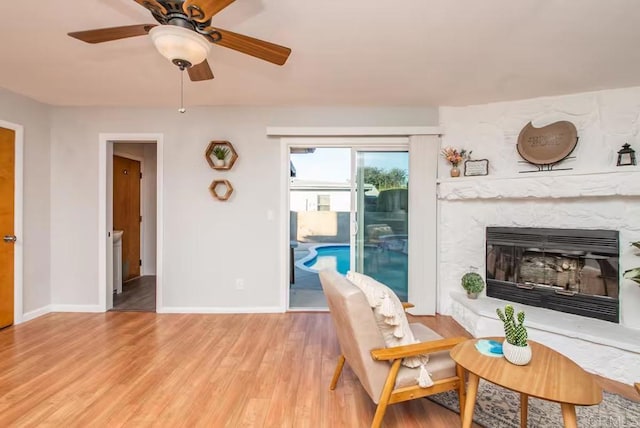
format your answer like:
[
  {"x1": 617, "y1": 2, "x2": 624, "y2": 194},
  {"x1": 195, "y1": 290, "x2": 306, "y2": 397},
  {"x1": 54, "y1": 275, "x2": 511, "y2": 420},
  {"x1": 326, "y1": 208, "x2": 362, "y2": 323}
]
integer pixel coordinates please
[{"x1": 517, "y1": 121, "x2": 578, "y2": 165}]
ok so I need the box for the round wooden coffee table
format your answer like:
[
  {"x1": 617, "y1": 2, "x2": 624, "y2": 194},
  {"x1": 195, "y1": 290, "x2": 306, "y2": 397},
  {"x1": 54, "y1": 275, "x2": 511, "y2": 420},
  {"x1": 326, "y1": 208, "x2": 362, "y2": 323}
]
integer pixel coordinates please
[{"x1": 450, "y1": 338, "x2": 602, "y2": 428}]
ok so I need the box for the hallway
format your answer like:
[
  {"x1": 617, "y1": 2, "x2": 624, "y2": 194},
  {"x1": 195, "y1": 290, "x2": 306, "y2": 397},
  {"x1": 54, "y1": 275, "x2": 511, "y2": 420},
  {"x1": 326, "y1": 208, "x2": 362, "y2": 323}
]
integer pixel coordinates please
[{"x1": 112, "y1": 275, "x2": 155, "y2": 312}]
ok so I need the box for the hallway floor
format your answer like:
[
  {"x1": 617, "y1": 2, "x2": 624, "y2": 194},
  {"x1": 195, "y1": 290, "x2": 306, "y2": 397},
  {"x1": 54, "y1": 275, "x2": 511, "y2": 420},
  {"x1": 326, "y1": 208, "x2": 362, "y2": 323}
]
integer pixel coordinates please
[{"x1": 112, "y1": 275, "x2": 156, "y2": 312}]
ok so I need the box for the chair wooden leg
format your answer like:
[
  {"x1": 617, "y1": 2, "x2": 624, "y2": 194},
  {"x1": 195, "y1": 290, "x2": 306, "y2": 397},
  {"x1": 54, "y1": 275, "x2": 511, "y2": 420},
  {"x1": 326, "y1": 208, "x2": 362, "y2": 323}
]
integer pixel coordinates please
[
  {"x1": 371, "y1": 359, "x2": 402, "y2": 428},
  {"x1": 456, "y1": 364, "x2": 467, "y2": 425},
  {"x1": 330, "y1": 355, "x2": 346, "y2": 390}
]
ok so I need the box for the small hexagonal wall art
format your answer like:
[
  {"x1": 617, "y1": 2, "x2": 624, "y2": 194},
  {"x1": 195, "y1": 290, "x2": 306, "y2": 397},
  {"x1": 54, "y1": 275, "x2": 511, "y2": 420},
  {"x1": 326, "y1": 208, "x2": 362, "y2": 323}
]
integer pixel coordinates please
[
  {"x1": 209, "y1": 179, "x2": 234, "y2": 201},
  {"x1": 205, "y1": 141, "x2": 238, "y2": 170}
]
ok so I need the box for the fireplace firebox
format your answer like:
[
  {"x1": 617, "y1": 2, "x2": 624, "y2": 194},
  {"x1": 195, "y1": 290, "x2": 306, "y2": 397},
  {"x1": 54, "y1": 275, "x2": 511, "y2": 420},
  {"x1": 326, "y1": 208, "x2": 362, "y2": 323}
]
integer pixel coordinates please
[{"x1": 486, "y1": 227, "x2": 619, "y2": 323}]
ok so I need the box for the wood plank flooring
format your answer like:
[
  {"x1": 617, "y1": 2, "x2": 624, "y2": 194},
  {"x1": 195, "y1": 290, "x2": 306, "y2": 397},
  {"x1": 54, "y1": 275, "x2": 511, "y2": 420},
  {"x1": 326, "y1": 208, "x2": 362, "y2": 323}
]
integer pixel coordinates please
[{"x1": 0, "y1": 312, "x2": 636, "y2": 426}]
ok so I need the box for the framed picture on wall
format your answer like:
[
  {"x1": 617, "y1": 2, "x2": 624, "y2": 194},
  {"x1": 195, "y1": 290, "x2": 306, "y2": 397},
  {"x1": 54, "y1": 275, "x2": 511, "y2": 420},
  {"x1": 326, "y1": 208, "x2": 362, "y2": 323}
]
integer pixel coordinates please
[{"x1": 464, "y1": 159, "x2": 489, "y2": 176}]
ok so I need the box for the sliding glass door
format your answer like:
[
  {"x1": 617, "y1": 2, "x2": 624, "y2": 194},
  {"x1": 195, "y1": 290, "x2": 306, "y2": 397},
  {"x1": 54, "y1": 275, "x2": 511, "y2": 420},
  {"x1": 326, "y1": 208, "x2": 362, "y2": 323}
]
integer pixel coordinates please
[
  {"x1": 353, "y1": 151, "x2": 409, "y2": 301},
  {"x1": 288, "y1": 144, "x2": 409, "y2": 309}
]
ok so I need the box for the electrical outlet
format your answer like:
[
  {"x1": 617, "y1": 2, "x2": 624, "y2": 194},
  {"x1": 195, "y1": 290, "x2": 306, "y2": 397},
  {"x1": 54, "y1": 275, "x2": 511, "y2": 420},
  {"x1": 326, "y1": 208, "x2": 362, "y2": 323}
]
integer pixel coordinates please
[{"x1": 235, "y1": 278, "x2": 245, "y2": 290}]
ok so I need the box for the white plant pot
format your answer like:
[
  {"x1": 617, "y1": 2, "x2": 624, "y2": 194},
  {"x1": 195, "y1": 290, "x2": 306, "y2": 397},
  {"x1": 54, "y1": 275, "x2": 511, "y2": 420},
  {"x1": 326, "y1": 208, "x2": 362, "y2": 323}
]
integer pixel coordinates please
[
  {"x1": 502, "y1": 341, "x2": 532, "y2": 366},
  {"x1": 212, "y1": 158, "x2": 225, "y2": 167}
]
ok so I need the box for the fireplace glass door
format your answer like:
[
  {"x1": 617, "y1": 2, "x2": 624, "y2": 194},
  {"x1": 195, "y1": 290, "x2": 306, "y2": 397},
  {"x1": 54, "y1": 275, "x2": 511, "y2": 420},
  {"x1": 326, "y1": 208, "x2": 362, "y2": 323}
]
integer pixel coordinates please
[
  {"x1": 487, "y1": 244, "x2": 618, "y2": 298},
  {"x1": 485, "y1": 227, "x2": 619, "y2": 322}
]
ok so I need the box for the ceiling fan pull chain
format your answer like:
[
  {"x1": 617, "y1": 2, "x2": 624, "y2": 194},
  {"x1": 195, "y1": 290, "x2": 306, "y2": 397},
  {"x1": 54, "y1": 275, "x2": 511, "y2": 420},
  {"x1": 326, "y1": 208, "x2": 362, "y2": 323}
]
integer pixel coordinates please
[{"x1": 179, "y1": 68, "x2": 186, "y2": 114}]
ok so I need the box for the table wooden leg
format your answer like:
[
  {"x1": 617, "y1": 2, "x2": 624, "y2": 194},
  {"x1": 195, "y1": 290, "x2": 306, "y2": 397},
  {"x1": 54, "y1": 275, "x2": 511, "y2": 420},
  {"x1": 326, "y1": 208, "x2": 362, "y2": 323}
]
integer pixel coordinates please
[
  {"x1": 462, "y1": 372, "x2": 479, "y2": 428},
  {"x1": 520, "y1": 393, "x2": 528, "y2": 428},
  {"x1": 560, "y1": 403, "x2": 577, "y2": 428}
]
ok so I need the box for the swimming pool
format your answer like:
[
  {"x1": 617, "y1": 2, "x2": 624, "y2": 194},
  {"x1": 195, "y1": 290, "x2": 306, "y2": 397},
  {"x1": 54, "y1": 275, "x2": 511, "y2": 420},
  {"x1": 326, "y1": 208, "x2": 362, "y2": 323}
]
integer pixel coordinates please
[
  {"x1": 297, "y1": 244, "x2": 408, "y2": 299},
  {"x1": 300, "y1": 245, "x2": 351, "y2": 275}
]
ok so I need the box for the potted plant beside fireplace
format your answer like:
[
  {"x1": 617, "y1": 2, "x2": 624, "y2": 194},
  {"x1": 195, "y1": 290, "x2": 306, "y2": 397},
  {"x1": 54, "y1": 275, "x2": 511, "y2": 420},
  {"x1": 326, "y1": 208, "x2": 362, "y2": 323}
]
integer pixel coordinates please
[
  {"x1": 623, "y1": 241, "x2": 640, "y2": 285},
  {"x1": 497, "y1": 304, "x2": 531, "y2": 365},
  {"x1": 461, "y1": 270, "x2": 485, "y2": 299}
]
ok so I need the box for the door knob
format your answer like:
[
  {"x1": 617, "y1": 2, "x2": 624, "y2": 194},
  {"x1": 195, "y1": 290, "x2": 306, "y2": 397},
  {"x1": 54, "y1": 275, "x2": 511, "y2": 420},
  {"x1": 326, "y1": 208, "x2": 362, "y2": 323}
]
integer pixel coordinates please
[{"x1": 3, "y1": 235, "x2": 17, "y2": 243}]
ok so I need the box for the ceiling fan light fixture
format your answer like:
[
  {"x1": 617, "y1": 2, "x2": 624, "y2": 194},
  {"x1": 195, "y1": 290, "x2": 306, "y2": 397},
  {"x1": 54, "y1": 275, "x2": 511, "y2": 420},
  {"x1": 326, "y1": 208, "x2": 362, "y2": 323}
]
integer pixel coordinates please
[{"x1": 149, "y1": 25, "x2": 210, "y2": 68}]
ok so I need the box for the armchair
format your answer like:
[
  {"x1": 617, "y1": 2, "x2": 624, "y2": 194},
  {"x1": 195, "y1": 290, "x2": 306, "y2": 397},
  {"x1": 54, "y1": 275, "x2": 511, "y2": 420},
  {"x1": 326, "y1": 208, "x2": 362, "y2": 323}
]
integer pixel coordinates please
[{"x1": 319, "y1": 269, "x2": 467, "y2": 428}]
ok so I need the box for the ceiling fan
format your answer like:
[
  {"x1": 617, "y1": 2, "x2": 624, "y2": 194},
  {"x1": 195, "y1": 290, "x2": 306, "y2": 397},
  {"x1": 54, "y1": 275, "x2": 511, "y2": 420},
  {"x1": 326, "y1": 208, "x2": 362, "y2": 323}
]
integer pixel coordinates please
[{"x1": 68, "y1": 0, "x2": 292, "y2": 82}]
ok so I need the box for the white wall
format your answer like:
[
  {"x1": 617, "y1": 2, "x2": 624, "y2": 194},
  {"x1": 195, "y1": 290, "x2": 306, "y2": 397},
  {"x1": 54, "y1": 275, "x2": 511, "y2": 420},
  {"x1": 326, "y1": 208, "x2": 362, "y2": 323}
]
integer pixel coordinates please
[
  {"x1": 439, "y1": 86, "x2": 640, "y2": 177},
  {"x1": 113, "y1": 142, "x2": 157, "y2": 274},
  {"x1": 0, "y1": 88, "x2": 51, "y2": 316},
  {"x1": 438, "y1": 86, "x2": 640, "y2": 329},
  {"x1": 49, "y1": 107, "x2": 437, "y2": 310}
]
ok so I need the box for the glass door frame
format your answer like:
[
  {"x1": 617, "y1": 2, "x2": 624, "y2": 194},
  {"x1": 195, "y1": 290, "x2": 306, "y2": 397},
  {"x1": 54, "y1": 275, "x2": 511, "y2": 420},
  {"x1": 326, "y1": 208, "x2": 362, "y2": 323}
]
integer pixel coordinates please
[
  {"x1": 284, "y1": 136, "x2": 409, "y2": 311},
  {"x1": 349, "y1": 147, "x2": 410, "y2": 282}
]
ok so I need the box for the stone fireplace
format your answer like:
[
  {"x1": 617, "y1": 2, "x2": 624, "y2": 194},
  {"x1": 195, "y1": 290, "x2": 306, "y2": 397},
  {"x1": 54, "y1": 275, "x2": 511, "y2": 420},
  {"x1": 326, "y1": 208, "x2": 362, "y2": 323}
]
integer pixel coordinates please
[
  {"x1": 437, "y1": 87, "x2": 640, "y2": 384},
  {"x1": 485, "y1": 227, "x2": 619, "y2": 323},
  {"x1": 436, "y1": 173, "x2": 640, "y2": 384}
]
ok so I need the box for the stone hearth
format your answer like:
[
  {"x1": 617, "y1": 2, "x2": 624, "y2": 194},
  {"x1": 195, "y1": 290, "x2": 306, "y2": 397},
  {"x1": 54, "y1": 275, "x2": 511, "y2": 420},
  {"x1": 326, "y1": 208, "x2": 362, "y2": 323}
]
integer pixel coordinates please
[{"x1": 450, "y1": 292, "x2": 640, "y2": 384}]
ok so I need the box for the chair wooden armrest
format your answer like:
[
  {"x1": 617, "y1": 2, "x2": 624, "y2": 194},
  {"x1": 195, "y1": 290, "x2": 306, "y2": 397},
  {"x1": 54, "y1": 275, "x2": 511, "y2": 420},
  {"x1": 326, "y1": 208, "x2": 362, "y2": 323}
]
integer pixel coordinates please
[
  {"x1": 401, "y1": 302, "x2": 415, "y2": 310},
  {"x1": 320, "y1": 269, "x2": 468, "y2": 428},
  {"x1": 371, "y1": 337, "x2": 468, "y2": 361},
  {"x1": 635, "y1": 383, "x2": 639, "y2": 395}
]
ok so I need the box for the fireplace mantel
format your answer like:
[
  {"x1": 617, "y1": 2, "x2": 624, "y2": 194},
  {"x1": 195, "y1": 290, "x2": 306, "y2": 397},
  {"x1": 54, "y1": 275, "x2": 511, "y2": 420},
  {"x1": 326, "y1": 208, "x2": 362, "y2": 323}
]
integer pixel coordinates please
[{"x1": 438, "y1": 169, "x2": 640, "y2": 201}]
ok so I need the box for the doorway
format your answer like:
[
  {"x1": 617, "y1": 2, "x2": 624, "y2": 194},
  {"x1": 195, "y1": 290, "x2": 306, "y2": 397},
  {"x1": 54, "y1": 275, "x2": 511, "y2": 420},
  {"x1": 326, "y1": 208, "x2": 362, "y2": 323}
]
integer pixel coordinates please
[
  {"x1": 99, "y1": 134, "x2": 163, "y2": 314},
  {"x1": 110, "y1": 143, "x2": 157, "y2": 312},
  {"x1": 0, "y1": 121, "x2": 22, "y2": 327},
  {"x1": 0, "y1": 127, "x2": 16, "y2": 328},
  {"x1": 288, "y1": 143, "x2": 409, "y2": 310}
]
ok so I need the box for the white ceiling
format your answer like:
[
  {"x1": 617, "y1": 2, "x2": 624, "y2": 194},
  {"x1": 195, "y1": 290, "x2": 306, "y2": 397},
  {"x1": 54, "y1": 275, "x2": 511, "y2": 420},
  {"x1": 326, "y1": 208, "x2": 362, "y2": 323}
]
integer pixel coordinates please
[{"x1": 3, "y1": 0, "x2": 640, "y2": 107}]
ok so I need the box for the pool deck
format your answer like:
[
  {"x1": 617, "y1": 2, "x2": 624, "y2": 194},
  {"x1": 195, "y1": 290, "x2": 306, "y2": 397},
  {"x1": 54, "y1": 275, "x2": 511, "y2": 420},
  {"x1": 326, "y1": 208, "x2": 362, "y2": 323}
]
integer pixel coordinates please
[{"x1": 290, "y1": 242, "x2": 328, "y2": 309}]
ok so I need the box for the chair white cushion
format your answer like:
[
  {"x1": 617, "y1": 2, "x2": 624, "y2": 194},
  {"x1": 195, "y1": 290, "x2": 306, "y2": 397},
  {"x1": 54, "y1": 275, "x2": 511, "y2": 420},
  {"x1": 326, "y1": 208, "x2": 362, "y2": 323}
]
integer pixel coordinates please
[
  {"x1": 394, "y1": 323, "x2": 457, "y2": 388},
  {"x1": 346, "y1": 271, "x2": 424, "y2": 369}
]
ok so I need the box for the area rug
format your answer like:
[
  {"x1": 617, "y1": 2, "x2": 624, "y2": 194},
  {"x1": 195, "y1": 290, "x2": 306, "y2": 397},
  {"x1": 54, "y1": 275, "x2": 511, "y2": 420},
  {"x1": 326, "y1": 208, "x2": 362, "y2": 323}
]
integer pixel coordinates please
[{"x1": 428, "y1": 380, "x2": 640, "y2": 428}]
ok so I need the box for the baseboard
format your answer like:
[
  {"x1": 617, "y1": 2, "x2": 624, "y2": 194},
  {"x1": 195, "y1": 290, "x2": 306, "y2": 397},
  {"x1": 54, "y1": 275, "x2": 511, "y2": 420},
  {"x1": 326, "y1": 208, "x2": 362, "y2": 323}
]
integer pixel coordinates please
[
  {"x1": 49, "y1": 304, "x2": 103, "y2": 313},
  {"x1": 21, "y1": 305, "x2": 52, "y2": 323},
  {"x1": 158, "y1": 306, "x2": 285, "y2": 314}
]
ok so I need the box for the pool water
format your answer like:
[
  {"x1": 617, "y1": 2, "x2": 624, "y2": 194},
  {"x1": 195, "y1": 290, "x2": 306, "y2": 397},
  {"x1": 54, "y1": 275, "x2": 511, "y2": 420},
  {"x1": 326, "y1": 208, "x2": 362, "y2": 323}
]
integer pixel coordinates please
[
  {"x1": 302, "y1": 244, "x2": 408, "y2": 300},
  {"x1": 303, "y1": 245, "x2": 351, "y2": 274}
]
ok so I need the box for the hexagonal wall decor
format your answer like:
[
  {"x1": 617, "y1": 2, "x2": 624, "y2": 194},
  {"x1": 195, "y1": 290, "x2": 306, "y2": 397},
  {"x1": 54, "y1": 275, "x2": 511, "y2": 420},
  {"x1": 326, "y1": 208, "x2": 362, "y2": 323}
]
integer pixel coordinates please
[
  {"x1": 209, "y1": 179, "x2": 234, "y2": 201},
  {"x1": 205, "y1": 141, "x2": 238, "y2": 170}
]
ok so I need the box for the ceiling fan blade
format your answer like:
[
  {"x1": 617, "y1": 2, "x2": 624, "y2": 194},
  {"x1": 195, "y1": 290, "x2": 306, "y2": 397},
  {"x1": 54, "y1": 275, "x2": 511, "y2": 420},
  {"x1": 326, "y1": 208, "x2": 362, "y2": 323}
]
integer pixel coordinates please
[
  {"x1": 68, "y1": 24, "x2": 156, "y2": 44},
  {"x1": 183, "y1": 0, "x2": 235, "y2": 23},
  {"x1": 188, "y1": 59, "x2": 214, "y2": 81},
  {"x1": 133, "y1": 0, "x2": 167, "y2": 15},
  {"x1": 211, "y1": 28, "x2": 291, "y2": 66}
]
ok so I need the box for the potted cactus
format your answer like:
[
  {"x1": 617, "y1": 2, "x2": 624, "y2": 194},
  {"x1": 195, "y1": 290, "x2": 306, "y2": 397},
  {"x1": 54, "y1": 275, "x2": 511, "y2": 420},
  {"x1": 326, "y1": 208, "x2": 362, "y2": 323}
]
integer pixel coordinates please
[
  {"x1": 496, "y1": 304, "x2": 531, "y2": 365},
  {"x1": 461, "y1": 270, "x2": 485, "y2": 299}
]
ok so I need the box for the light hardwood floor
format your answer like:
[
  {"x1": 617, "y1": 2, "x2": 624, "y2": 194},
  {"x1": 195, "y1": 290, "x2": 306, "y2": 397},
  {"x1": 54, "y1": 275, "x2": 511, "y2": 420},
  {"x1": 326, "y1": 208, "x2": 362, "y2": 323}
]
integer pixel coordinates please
[{"x1": 0, "y1": 312, "x2": 636, "y2": 426}]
